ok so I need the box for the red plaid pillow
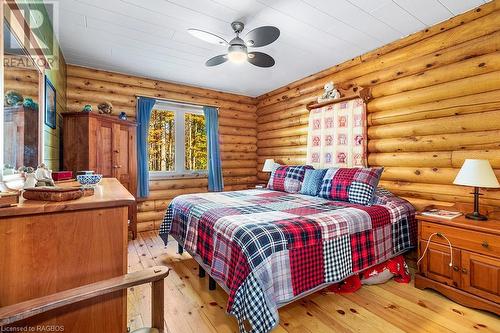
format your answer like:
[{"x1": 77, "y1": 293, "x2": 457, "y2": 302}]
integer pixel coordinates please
[
  {"x1": 318, "y1": 167, "x2": 383, "y2": 205},
  {"x1": 267, "y1": 165, "x2": 313, "y2": 193}
]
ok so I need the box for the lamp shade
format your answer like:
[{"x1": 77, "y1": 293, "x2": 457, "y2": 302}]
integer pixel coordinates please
[
  {"x1": 453, "y1": 159, "x2": 500, "y2": 188},
  {"x1": 262, "y1": 159, "x2": 275, "y2": 172}
]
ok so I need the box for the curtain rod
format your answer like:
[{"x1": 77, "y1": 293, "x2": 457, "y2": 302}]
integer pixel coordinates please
[{"x1": 135, "y1": 95, "x2": 218, "y2": 109}]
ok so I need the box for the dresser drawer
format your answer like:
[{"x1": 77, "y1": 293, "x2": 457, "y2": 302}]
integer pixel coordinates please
[{"x1": 421, "y1": 221, "x2": 500, "y2": 257}]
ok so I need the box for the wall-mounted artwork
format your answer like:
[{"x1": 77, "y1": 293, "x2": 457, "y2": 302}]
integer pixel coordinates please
[{"x1": 44, "y1": 76, "x2": 56, "y2": 129}]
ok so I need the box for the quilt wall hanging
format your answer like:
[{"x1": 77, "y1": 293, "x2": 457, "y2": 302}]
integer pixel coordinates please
[{"x1": 306, "y1": 97, "x2": 368, "y2": 168}]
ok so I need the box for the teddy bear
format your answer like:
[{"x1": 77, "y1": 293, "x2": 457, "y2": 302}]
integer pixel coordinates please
[
  {"x1": 317, "y1": 81, "x2": 341, "y2": 103},
  {"x1": 97, "y1": 101, "x2": 113, "y2": 114}
]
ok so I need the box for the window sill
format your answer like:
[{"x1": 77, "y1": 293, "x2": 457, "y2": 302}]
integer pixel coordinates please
[{"x1": 149, "y1": 172, "x2": 208, "y2": 181}]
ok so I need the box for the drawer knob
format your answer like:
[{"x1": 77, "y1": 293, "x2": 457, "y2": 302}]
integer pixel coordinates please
[
  {"x1": 482, "y1": 241, "x2": 489, "y2": 248},
  {"x1": 461, "y1": 268, "x2": 468, "y2": 274},
  {"x1": 436, "y1": 232, "x2": 443, "y2": 238},
  {"x1": 452, "y1": 265, "x2": 459, "y2": 272}
]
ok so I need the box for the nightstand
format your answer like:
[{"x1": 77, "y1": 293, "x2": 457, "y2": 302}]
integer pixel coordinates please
[{"x1": 415, "y1": 206, "x2": 500, "y2": 315}]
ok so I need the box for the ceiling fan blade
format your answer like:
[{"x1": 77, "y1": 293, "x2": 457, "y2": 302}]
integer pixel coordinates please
[
  {"x1": 187, "y1": 28, "x2": 228, "y2": 46},
  {"x1": 206, "y1": 54, "x2": 228, "y2": 67},
  {"x1": 247, "y1": 52, "x2": 275, "y2": 68},
  {"x1": 244, "y1": 26, "x2": 280, "y2": 47}
]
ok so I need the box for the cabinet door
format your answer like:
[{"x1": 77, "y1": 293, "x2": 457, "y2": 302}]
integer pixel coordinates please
[
  {"x1": 461, "y1": 251, "x2": 500, "y2": 303},
  {"x1": 112, "y1": 124, "x2": 136, "y2": 195},
  {"x1": 420, "y1": 241, "x2": 461, "y2": 288},
  {"x1": 96, "y1": 121, "x2": 113, "y2": 177}
]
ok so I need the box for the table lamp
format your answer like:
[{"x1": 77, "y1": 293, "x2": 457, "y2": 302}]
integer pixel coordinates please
[
  {"x1": 453, "y1": 159, "x2": 500, "y2": 221},
  {"x1": 262, "y1": 159, "x2": 276, "y2": 172}
]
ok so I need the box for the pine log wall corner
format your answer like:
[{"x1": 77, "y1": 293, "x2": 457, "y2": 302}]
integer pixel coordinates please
[
  {"x1": 256, "y1": 1, "x2": 500, "y2": 211},
  {"x1": 65, "y1": 65, "x2": 258, "y2": 232}
]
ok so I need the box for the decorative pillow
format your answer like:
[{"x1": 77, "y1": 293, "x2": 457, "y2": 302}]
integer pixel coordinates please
[
  {"x1": 318, "y1": 167, "x2": 383, "y2": 205},
  {"x1": 300, "y1": 169, "x2": 327, "y2": 196},
  {"x1": 267, "y1": 165, "x2": 313, "y2": 193}
]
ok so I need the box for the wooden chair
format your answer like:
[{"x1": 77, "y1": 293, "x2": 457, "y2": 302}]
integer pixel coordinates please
[{"x1": 0, "y1": 266, "x2": 169, "y2": 333}]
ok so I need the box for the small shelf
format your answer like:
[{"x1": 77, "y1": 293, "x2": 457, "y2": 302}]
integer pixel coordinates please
[{"x1": 306, "y1": 87, "x2": 372, "y2": 110}]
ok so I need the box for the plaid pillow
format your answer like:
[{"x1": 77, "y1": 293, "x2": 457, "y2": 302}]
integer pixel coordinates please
[
  {"x1": 318, "y1": 167, "x2": 383, "y2": 205},
  {"x1": 300, "y1": 169, "x2": 327, "y2": 196},
  {"x1": 267, "y1": 165, "x2": 313, "y2": 193}
]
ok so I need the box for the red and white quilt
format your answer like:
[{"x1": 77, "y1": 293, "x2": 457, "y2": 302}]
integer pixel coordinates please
[{"x1": 159, "y1": 188, "x2": 416, "y2": 333}]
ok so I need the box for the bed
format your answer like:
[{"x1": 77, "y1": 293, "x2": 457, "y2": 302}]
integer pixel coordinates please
[{"x1": 159, "y1": 188, "x2": 416, "y2": 333}]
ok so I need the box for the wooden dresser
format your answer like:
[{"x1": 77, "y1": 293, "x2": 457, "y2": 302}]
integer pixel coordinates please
[
  {"x1": 415, "y1": 207, "x2": 499, "y2": 315},
  {"x1": 0, "y1": 179, "x2": 134, "y2": 332},
  {"x1": 63, "y1": 112, "x2": 137, "y2": 196}
]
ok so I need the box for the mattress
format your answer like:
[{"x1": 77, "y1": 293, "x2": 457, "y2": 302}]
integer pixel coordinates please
[{"x1": 159, "y1": 188, "x2": 416, "y2": 333}]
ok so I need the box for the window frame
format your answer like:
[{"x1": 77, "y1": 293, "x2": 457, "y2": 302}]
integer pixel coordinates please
[{"x1": 149, "y1": 100, "x2": 208, "y2": 179}]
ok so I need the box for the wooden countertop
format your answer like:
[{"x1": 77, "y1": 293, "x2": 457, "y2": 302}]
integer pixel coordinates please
[{"x1": 0, "y1": 178, "x2": 135, "y2": 218}]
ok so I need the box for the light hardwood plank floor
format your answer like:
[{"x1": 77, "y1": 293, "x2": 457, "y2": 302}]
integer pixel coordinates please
[{"x1": 127, "y1": 231, "x2": 499, "y2": 333}]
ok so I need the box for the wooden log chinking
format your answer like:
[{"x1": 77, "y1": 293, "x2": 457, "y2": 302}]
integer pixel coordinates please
[
  {"x1": 66, "y1": 77, "x2": 256, "y2": 113},
  {"x1": 67, "y1": 65, "x2": 257, "y2": 105},
  {"x1": 368, "y1": 130, "x2": 500, "y2": 153},
  {"x1": 368, "y1": 152, "x2": 452, "y2": 167},
  {"x1": 257, "y1": 105, "x2": 309, "y2": 124},
  {"x1": 368, "y1": 110, "x2": 500, "y2": 139},
  {"x1": 379, "y1": 180, "x2": 500, "y2": 206},
  {"x1": 451, "y1": 149, "x2": 500, "y2": 168},
  {"x1": 257, "y1": 135, "x2": 308, "y2": 148},
  {"x1": 222, "y1": 168, "x2": 257, "y2": 177},
  {"x1": 257, "y1": 156, "x2": 306, "y2": 166},
  {"x1": 149, "y1": 178, "x2": 209, "y2": 191},
  {"x1": 219, "y1": 144, "x2": 257, "y2": 153},
  {"x1": 370, "y1": 51, "x2": 500, "y2": 98},
  {"x1": 257, "y1": 125, "x2": 308, "y2": 140},
  {"x1": 257, "y1": 146, "x2": 308, "y2": 157},
  {"x1": 352, "y1": 30, "x2": 500, "y2": 90},
  {"x1": 368, "y1": 89, "x2": 500, "y2": 125},
  {"x1": 222, "y1": 159, "x2": 257, "y2": 168},
  {"x1": 367, "y1": 71, "x2": 500, "y2": 112},
  {"x1": 380, "y1": 166, "x2": 500, "y2": 185},
  {"x1": 257, "y1": 114, "x2": 309, "y2": 132}
]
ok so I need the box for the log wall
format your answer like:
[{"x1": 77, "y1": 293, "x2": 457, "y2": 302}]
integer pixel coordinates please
[
  {"x1": 65, "y1": 65, "x2": 258, "y2": 231},
  {"x1": 256, "y1": 1, "x2": 500, "y2": 210}
]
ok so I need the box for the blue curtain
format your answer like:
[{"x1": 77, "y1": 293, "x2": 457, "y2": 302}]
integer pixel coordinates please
[
  {"x1": 136, "y1": 97, "x2": 156, "y2": 197},
  {"x1": 204, "y1": 106, "x2": 224, "y2": 192}
]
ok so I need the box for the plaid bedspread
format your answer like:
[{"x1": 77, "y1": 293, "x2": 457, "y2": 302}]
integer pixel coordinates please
[{"x1": 159, "y1": 188, "x2": 416, "y2": 333}]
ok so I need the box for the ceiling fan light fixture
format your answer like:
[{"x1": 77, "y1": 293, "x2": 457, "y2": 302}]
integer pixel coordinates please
[{"x1": 227, "y1": 44, "x2": 247, "y2": 64}]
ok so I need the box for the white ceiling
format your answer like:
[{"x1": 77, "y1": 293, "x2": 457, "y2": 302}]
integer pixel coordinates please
[{"x1": 52, "y1": 0, "x2": 489, "y2": 97}]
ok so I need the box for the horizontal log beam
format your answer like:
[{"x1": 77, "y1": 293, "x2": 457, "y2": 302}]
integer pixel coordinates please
[
  {"x1": 368, "y1": 110, "x2": 500, "y2": 139},
  {"x1": 368, "y1": 152, "x2": 452, "y2": 167},
  {"x1": 368, "y1": 130, "x2": 500, "y2": 153},
  {"x1": 368, "y1": 89, "x2": 500, "y2": 125}
]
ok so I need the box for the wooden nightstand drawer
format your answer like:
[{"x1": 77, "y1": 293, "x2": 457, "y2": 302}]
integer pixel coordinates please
[{"x1": 421, "y1": 221, "x2": 500, "y2": 257}]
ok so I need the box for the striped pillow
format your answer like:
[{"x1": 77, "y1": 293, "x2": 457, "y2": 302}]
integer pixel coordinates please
[
  {"x1": 318, "y1": 167, "x2": 383, "y2": 205},
  {"x1": 267, "y1": 165, "x2": 313, "y2": 193},
  {"x1": 300, "y1": 169, "x2": 327, "y2": 196}
]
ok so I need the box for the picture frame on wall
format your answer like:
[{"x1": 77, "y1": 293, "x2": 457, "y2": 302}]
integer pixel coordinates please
[{"x1": 44, "y1": 76, "x2": 56, "y2": 129}]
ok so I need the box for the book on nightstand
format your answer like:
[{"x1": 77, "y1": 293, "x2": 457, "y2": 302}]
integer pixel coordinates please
[{"x1": 420, "y1": 208, "x2": 462, "y2": 219}]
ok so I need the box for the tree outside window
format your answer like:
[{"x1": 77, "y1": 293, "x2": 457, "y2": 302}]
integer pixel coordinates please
[{"x1": 148, "y1": 102, "x2": 207, "y2": 176}]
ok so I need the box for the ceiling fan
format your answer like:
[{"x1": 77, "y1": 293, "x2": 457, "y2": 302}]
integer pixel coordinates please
[{"x1": 187, "y1": 21, "x2": 280, "y2": 68}]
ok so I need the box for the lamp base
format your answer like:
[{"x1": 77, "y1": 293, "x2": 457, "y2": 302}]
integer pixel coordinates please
[{"x1": 465, "y1": 212, "x2": 488, "y2": 221}]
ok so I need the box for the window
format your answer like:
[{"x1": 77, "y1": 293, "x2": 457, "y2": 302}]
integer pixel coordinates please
[{"x1": 148, "y1": 101, "x2": 207, "y2": 177}]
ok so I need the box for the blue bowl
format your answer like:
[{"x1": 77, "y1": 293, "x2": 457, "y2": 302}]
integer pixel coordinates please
[{"x1": 77, "y1": 174, "x2": 102, "y2": 187}]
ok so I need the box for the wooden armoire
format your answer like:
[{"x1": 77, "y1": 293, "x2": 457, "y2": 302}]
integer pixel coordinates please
[{"x1": 62, "y1": 112, "x2": 137, "y2": 196}]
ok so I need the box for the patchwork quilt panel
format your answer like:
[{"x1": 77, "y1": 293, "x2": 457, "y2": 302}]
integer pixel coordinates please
[
  {"x1": 318, "y1": 167, "x2": 383, "y2": 205},
  {"x1": 266, "y1": 165, "x2": 313, "y2": 193},
  {"x1": 159, "y1": 188, "x2": 416, "y2": 333}
]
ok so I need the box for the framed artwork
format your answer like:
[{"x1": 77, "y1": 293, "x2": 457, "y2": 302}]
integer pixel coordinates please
[{"x1": 44, "y1": 76, "x2": 56, "y2": 129}]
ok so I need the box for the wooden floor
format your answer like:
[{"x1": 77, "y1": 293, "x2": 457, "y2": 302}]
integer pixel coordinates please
[{"x1": 127, "y1": 231, "x2": 499, "y2": 333}]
